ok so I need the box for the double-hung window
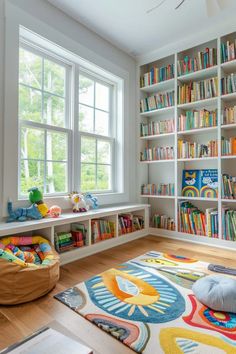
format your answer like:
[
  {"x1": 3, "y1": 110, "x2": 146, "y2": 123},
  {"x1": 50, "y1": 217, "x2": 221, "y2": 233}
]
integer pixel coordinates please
[{"x1": 18, "y1": 39, "x2": 117, "y2": 198}]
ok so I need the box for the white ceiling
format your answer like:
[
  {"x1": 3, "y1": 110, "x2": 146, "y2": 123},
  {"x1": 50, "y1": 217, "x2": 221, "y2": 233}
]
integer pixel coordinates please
[{"x1": 47, "y1": 0, "x2": 236, "y2": 57}]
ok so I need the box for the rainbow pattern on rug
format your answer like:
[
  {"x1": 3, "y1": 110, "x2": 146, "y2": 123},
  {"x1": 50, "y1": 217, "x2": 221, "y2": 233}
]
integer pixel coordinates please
[{"x1": 55, "y1": 251, "x2": 236, "y2": 353}]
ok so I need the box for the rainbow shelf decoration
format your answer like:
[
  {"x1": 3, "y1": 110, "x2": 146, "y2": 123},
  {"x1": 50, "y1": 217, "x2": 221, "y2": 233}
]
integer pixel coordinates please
[{"x1": 182, "y1": 169, "x2": 218, "y2": 198}]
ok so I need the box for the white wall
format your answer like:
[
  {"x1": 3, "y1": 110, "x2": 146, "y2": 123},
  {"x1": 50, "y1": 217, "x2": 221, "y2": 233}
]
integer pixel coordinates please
[{"x1": 1, "y1": 0, "x2": 138, "y2": 217}]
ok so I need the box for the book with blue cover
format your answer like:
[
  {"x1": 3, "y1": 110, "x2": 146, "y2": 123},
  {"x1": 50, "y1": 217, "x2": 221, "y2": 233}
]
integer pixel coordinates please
[{"x1": 182, "y1": 169, "x2": 218, "y2": 198}]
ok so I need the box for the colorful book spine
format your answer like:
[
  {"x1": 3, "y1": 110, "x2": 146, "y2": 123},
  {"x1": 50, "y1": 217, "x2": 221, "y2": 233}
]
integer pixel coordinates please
[
  {"x1": 221, "y1": 73, "x2": 236, "y2": 95},
  {"x1": 91, "y1": 219, "x2": 115, "y2": 243},
  {"x1": 221, "y1": 136, "x2": 236, "y2": 155},
  {"x1": 178, "y1": 109, "x2": 217, "y2": 131},
  {"x1": 140, "y1": 118, "x2": 174, "y2": 137},
  {"x1": 140, "y1": 90, "x2": 174, "y2": 113},
  {"x1": 177, "y1": 47, "x2": 217, "y2": 76},
  {"x1": 177, "y1": 77, "x2": 218, "y2": 104},
  {"x1": 221, "y1": 40, "x2": 236, "y2": 63},
  {"x1": 54, "y1": 232, "x2": 74, "y2": 253},
  {"x1": 222, "y1": 174, "x2": 236, "y2": 199},
  {"x1": 118, "y1": 214, "x2": 144, "y2": 235},
  {"x1": 141, "y1": 183, "x2": 174, "y2": 196},
  {"x1": 178, "y1": 139, "x2": 218, "y2": 159},
  {"x1": 152, "y1": 214, "x2": 175, "y2": 231},
  {"x1": 222, "y1": 206, "x2": 236, "y2": 241},
  {"x1": 140, "y1": 63, "x2": 174, "y2": 88},
  {"x1": 222, "y1": 106, "x2": 236, "y2": 125},
  {"x1": 140, "y1": 145, "x2": 174, "y2": 161},
  {"x1": 178, "y1": 201, "x2": 218, "y2": 238}
]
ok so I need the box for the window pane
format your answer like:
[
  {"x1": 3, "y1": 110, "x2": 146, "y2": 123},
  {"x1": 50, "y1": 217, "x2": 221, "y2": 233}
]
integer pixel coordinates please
[
  {"x1": 79, "y1": 75, "x2": 94, "y2": 106},
  {"x1": 19, "y1": 48, "x2": 42, "y2": 89},
  {"x1": 95, "y1": 110, "x2": 109, "y2": 135},
  {"x1": 81, "y1": 136, "x2": 96, "y2": 163},
  {"x1": 44, "y1": 94, "x2": 65, "y2": 127},
  {"x1": 97, "y1": 140, "x2": 111, "y2": 164},
  {"x1": 47, "y1": 131, "x2": 67, "y2": 161},
  {"x1": 81, "y1": 163, "x2": 96, "y2": 191},
  {"x1": 46, "y1": 162, "x2": 67, "y2": 193},
  {"x1": 95, "y1": 82, "x2": 109, "y2": 111},
  {"x1": 19, "y1": 85, "x2": 42, "y2": 123},
  {"x1": 44, "y1": 59, "x2": 65, "y2": 96},
  {"x1": 97, "y1": 164, "x2": 111, "y2": 190},
  {"x1": 79, "y1": 104, "x2": 94, "y2": 133},
  {"x1": 20, "y1": 159, "x2": 44, "y2": 195},
  {"x1": 21, "y1": 127, "x2": 44, "y2": 160}
]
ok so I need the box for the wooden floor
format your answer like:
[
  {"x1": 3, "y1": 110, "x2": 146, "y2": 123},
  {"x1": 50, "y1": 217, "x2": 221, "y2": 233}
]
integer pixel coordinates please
[{"x1": 1, "y1": 235, "x2": 236, "y2": 354}]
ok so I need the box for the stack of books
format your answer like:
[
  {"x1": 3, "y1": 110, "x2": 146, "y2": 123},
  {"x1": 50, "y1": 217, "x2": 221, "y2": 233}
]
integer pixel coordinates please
[
  {"x1": 222, "y1": 174, "x2": 236, "y2": 199},
  {"x1": 152, "y1": 214, "x2": 175, "y2": 230},
  {"x1": 178, "y1": 109, "x2": 217, "y2": 131},
  {"x1": 140, "y1": 118, "x2": 174, "y2": 137},
  {"x1": 178, "y1": 201, "x2": 218, "y2": 238},
  {"x1": 178, "y1": 139, "x2": 218, "y2": 159},
  {"x1": 221, "y1": 40, "x2": 236, "y2": 63},
  {"x1": 222, "y1": 106, "x2": 236, "y2": 125},
  {"x1": 71, "y1": 223, "x2": 87, "y2": 247},
  {"x1": 177, "y1": 48, "x2": 217, "y2": 76},
  {"x1": 222, "y1": 206, "x2": 236, "y2": 241},
  {"x1": 221, "y1": 136, "x2": 236, "y2": 155},
  {"x1": 140, "y1": 64, "x2": 174, "y2": 87},
  {"x1": 55, "y1": 232, "x2": 74, "y2": 253},
  {"x1": 118, "y1": 214, "x2": 144, "y2": 235},
  {"x1": 141, "y1": 183, "x2": 174, "y2": 196},
  {"x1": 140, "y1": 90, "x2": 174, "y2": 112},
  {"x1": 177, "y1": 77, "x2": 218, "y2": 104},
  {"x1": 221, "y1": 73, "x2": 236, "y2": 95},
  {"x1": 140, "y1": 145, "x2": 174, "y2": 161},
  {"x1": 91, "y1": 219, "x2": 115, "y2": 243}
]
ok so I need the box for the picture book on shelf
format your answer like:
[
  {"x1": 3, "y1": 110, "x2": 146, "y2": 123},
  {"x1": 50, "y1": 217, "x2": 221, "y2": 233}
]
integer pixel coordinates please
[{"x1": 182, "y1": 169, "x2": 218, "y2": 198}]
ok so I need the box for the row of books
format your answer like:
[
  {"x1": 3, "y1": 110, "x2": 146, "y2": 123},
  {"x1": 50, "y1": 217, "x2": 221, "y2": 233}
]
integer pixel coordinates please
[
  {"x1": 178, "y1": 139, "x2": 218, "y2": 159},
  {"x1": 177, "y1": 48, "x2": 217, "y2": 76},
  {"x1": 91, "y1": 219, "x2": 115, "y2": 243},
  {"x1": 222, "y1": 106, "x2": 236, "y2": 125},
  {"x1": 221, "y1": 136, "x2": 236, "y2": 155},
  {"x1": 141, "y1": 183, "x2": 175, "y2": 196},
  {"x1": 140, "y1": 64, "x2": 174, "y2": 88},
  {"x1": 222, "y1": 206, "x2": 236, "y2": 241},
  {"x1": 177, "y1": 77, "x2": 218, "y2": 104},
  {"x1": 221, "y1": 74, "x2": 236, "y2": 95},
  {"x1": 222, "y1": 174, "x2": 236, "y2": 199},
  {"x1": 178, "y1": 201, "x2": 219, "y2": 238},
  {"x1": 140, "y1": 91, "x2": 174, "y2": 113},
  {"x1": 54, "y1": 223, "x2": 87, "y2": 253},
  {"x1": 152, "y1": 214, "x2": 175, "y2": 230},
  {"x1": 140, "y1": 119, "x2": 174, "y2": 137},
  {"x1": 140, "y1": 146, "x2": 174, "y2": 161},
  {"x1": 178, "y1": 109, "x2": 217, "y2": 131},
  {"x1": 221, "y1": 40, "x2": 236, "y2": 63},
  {"x1": 118, "y1": 214, "x2": 144, "y2": 235}
]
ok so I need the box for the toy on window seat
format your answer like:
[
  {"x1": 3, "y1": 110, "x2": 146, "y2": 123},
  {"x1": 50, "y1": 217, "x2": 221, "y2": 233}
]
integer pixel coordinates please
[
  {"x1": 48, "y1": 205, "x2": 62, "y2": 218},
  {"x1": 84, "y1": 193, "x2": 98, "y2": 209},
  {"x1": 28, "y1": 187, "x2": 49, "y2": 217},
  {"x1": 7, "y1": 201, "x2": 42, "y2": 222},
  {"x1": 69, "y1": 192, "x2": 89, "y2": 212}
]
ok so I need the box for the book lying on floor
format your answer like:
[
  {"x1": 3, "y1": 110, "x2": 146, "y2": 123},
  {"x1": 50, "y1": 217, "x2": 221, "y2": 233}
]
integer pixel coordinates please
[{"x1": 0, "y1": 327, "x2": 93, "y2": 354}]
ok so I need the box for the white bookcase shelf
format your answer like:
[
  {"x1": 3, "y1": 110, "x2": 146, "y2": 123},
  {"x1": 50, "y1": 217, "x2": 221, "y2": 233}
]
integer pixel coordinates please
[
  {"x1": 138, "y1": 32, "x2": 236, "y2": 248},
  {"x1": 0, "y1": 204, "x2": 150, "y2": 265}
]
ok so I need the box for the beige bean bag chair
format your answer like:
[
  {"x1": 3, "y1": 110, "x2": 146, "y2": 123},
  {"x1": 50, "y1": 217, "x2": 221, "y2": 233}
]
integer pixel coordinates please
[{"x1": 0, "y1": 236, "x2": 60, "y2": 304}]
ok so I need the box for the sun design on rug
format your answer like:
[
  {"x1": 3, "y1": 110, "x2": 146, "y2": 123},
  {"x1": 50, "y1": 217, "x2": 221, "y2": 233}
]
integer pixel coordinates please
[{"x1": 85, "y1": 263, "x2": 185, "y2": 323}]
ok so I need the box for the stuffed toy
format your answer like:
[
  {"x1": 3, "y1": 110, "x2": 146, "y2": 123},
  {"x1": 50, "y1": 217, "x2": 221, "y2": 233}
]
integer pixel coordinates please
[
  {"x1": 28, "y1": 187, "x2": 49, "y2": 217},
  {"x1": 84, "y1": 193, "x2": 98, "y2": 209},
  {"x1": 48, "y1": 205, "x2": 61, "y2": 218},
  {"x1": 7, "y1": 201, "x2": 42, "y2": 222},
  {"x1": 69, "y1": 192, "x2": 89, "y2": 212}
]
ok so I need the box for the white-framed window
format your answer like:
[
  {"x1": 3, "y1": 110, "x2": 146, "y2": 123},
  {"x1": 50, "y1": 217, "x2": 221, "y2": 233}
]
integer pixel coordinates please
[{"x1": 18, "y1": 39, "x2": 118, "y2": 198}]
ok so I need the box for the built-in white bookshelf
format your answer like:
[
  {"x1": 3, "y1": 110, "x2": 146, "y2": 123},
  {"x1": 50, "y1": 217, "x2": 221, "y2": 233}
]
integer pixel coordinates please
[{"x1": 138, "y1": 31, "x2": 236, "y2": 249}]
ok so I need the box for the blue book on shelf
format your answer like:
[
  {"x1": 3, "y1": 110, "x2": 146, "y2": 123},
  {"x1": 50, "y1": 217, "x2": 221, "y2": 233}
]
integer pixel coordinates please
[
  {"x1": 199, "y1": 169, "x2": 218, "y2": 198},
  {"x1": 182, "y1": 170, "x2": 201, "y2": 197}
]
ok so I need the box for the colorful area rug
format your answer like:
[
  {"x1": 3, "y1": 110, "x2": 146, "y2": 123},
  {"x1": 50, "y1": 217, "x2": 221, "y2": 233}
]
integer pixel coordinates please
[{"x1": 54, "y1": 251, "x2": 236, "y2": 353}]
